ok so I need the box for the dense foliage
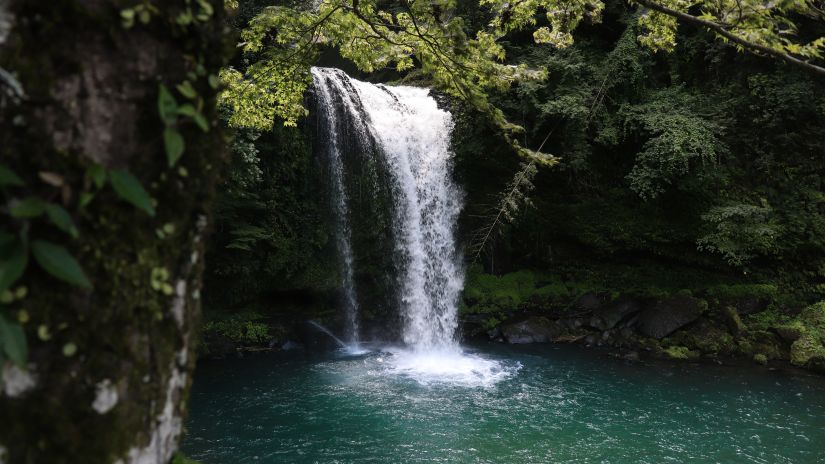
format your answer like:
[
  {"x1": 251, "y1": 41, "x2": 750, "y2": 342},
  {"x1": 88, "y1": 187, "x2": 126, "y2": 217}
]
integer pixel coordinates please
[
  {"x1": 202, "y1": 121, "x2": 338, "y2": 324},
  {"x1": 203, "y1": 0, "x2": 825, "y2": 374},
  {"x1": 449, "y1": 2, "x2": 825, "y2": 360},
  {"x1": 221, "y1": 0, "x2": 824, "y2": 141}
]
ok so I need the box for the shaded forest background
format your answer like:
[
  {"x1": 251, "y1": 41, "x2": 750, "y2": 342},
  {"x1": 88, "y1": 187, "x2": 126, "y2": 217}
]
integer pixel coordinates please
[{"x1": 203, "y1": 0, "x2": 825, "y2": 348}]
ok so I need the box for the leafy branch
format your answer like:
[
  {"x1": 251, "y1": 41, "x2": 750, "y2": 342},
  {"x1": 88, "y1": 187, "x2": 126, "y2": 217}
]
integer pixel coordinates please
[{"x1": 632, "y1": 0, "x2": 825, "y2": 77}]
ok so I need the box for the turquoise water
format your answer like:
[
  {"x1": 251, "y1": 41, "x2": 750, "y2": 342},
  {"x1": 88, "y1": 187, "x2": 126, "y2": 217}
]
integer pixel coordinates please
[{"x1": 182, "y1": 343, "x2": 825, "y2": 463}]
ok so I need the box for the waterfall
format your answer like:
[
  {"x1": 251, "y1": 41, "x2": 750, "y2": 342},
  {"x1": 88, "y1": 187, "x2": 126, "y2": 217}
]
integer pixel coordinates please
[
  {"x1": 312, "y1": 69, "x2": 364, "y2": 344},
  {"x1": 311, "y1": 67, "x2": 464, "y2": 353}
]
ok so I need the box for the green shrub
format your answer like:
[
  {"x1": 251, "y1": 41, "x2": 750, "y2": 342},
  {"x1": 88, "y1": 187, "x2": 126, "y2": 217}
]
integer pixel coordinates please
[
  {"x1": 790, "y1": 302, "x2": 825, "y2": 367},
  {"x1": 706, "y1": 283, "x2": 779, "y2": 301},
  {"x1": 203, "y1": 312, "x2": 270, "y2": 345},
  {"x1": 463, "y1": 267, "x2": 540, "y2": 310},
  {"x1": 745, "y1": 309, "x2": 792, "y2": 332}
]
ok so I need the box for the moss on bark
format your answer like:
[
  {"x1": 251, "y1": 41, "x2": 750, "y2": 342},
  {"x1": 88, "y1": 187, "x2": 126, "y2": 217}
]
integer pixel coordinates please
[{"x1": 0, "y1": 1, "x2": 229, "y2": 462}]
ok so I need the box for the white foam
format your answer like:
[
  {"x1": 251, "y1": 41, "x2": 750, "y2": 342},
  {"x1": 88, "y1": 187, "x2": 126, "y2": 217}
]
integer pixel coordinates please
[
  {"x1": 381, "y1": 347, "x2": 520, "y2": 388},
  {"x1": 339, "y1": 344, "x2": 371, "y2": 356}
]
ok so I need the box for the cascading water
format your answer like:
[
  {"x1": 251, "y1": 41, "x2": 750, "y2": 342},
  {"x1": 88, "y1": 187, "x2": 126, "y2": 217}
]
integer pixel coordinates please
[
  {"x1": 312, "y1": 67, "x2": 514, "y2": 384},
  {"x1": 312, "y1": 69, "x2": 363, "y2": 345},
  {"x1": 313, "y1": 67, "x2": 463, "y2": 351}
]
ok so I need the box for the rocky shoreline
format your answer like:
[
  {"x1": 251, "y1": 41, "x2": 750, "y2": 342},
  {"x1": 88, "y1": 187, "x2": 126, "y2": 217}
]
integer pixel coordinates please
[
  {"x1": 462, "y1": 292, "x2": 825, "y2": 375},
  {"x1": 198, "y1": 291, "x2": 825, "y2": 378}
]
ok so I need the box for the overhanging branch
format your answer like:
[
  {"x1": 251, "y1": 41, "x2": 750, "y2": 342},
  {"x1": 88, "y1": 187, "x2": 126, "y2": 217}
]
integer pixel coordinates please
[{"x1": 632, "y1": 0, "x2": 825, "y2": 77}]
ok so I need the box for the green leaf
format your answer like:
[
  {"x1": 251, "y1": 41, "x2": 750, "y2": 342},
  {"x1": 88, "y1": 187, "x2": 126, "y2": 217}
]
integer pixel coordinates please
[
  {"x1": 178, "y1": 104, "x2": 209, "y2": 132},
  {"x1": 87, "y1": 164, "x2": 106, "y2": 189},
  {"x1": 193, "y1": 113, "x2": 210, "y2": 132},
  {"x1": 31, "y1": 240, "x2": 91, "y2": 288},
  {"x1": 79, "y1": 192, "x2": 95, "y2": 209},
  {"x1": 10, "y1": 197, "x2": 46, "y2": 218},
  {"x1": 0, "y1": 231, "x2": 15, "y2": 249},
  {"x1": 208, "y1": 74, "x2": 220, "y2": 89},
  {"x1": 0, "y1": 314, "x2": 27, "y2": 367},
  {"x1": 109, "y1": 169, "x2": 155, "y2": 216},
  {"x1": 158, "y1": 84, "x2": 178, "y2": 125},
  {"x1": 176, "y1": 80, "x2": 198, "y2": 99},
  {"x1": 177, "y1": 104, "x2": 197, "y2": 117},
  {"x1": 164, "y1": 128, "x2": 185, "y2": 167},
  {"x1": 138, "y1": 8, "x2": 151, "y2": 24},
  {"x1": 0, "y1": 165, "x2": 24, "y2": 187},
  {"x1": 0, "y1": 241, "x2": 27, "y2": 292},
  {"x1": 45, "y1": 204, "x2": 79, "y2": 238}
]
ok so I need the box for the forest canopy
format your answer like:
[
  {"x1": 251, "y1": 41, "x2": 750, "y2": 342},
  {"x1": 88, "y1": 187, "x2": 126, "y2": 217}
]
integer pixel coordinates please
[{"x1": 221, "y1": 0, "x2": 825, "y2": 140}]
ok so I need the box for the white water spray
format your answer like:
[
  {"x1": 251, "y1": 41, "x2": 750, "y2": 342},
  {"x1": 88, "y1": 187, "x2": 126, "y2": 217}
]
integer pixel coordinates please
[
  {"x1": 312, "y1": 68, "x2": 513, "y2": 384},
  {"x1": 351, "y1": 78, "x2": 464, "y2": 353}
]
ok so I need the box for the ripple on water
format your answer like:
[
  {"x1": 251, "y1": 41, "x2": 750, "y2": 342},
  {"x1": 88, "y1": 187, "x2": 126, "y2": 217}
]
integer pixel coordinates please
[{"x1": 183, "y1": 344, "x2": 825, "y2": 464}]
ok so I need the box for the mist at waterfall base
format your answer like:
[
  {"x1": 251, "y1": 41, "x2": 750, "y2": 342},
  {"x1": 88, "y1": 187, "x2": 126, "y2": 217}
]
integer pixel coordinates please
[{"x1": 311, "y1": 67, "x2": 506, "y2": 384}]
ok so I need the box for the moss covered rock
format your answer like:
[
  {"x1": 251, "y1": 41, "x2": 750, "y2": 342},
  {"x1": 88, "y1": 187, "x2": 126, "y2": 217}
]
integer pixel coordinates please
[
  {"x1": 664, "y1": 345, "x2": 700, "y2": 360},
  {"x1": 788, "y1": 302, "x2": 825, "y2": 371},
  {"x1": 721, "y1": 306, "x2": 746, "y2": 335},
  {"x1": 775, "y1": 321, "x2": 805, "y2": 343}
]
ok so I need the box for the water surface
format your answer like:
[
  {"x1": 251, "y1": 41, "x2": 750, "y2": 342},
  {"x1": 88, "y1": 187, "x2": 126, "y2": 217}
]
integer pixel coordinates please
[{"x1": 182, "y1": 343, "x2": 825, "y2": 463}]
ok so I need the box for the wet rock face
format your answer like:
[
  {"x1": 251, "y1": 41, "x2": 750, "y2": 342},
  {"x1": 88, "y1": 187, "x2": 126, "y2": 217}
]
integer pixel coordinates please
[
  {"x1": 637, "y1": 295, "x2": 707, "y2": 339},
  {"x1": 721, "y1": 306, "x2": 746, "y2": 336},
  {"x1": 501, "y1": 317, "x2": 562, "y2": 344},
  {"x1": 575, "y1": 293, "x2": 605, "y2": 312},
  {"x1": 775, "y1": 324, "x2": 804, "y2": 343},
  {"x1": 589, "y1": 298, "x2": 642, "y2": 331}
]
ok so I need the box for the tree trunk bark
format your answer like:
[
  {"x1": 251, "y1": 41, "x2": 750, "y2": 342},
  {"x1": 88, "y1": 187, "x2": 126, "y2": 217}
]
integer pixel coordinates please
[{"x1": 0, "y1": 1, "x2": 228, "y2": 462}]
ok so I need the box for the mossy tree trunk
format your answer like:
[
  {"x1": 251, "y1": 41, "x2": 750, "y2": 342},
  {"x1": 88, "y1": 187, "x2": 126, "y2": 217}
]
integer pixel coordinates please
[{"x1": 0, "y1": 1, "x2": 228, "y2": 462}]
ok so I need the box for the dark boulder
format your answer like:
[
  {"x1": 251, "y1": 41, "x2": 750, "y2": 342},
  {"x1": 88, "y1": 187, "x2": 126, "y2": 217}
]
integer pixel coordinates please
[
  {"x1": 589, "y1": 298, "x2": 642, "y2": 331},
  {"x1": 501, "y1": 317, "x2": 562, "y2": 344},
  {"x1": 734, "y1": 297, "x2": 769, "y2": 315},
  {"x1": 637, "y1": 295, "x2": 707, "y2": 339},
  {"x1": 575, "y1": 292, "x2": 606, "y2": 312},
  {"x1": 775, "y1": 323, "x2": 804, "y2": 343}
]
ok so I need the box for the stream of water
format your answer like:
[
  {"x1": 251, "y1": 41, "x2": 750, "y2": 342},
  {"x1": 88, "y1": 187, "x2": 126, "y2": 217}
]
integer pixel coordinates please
[{"x1": 312, "y1": 68, "x2": 464, "y2": 351}]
